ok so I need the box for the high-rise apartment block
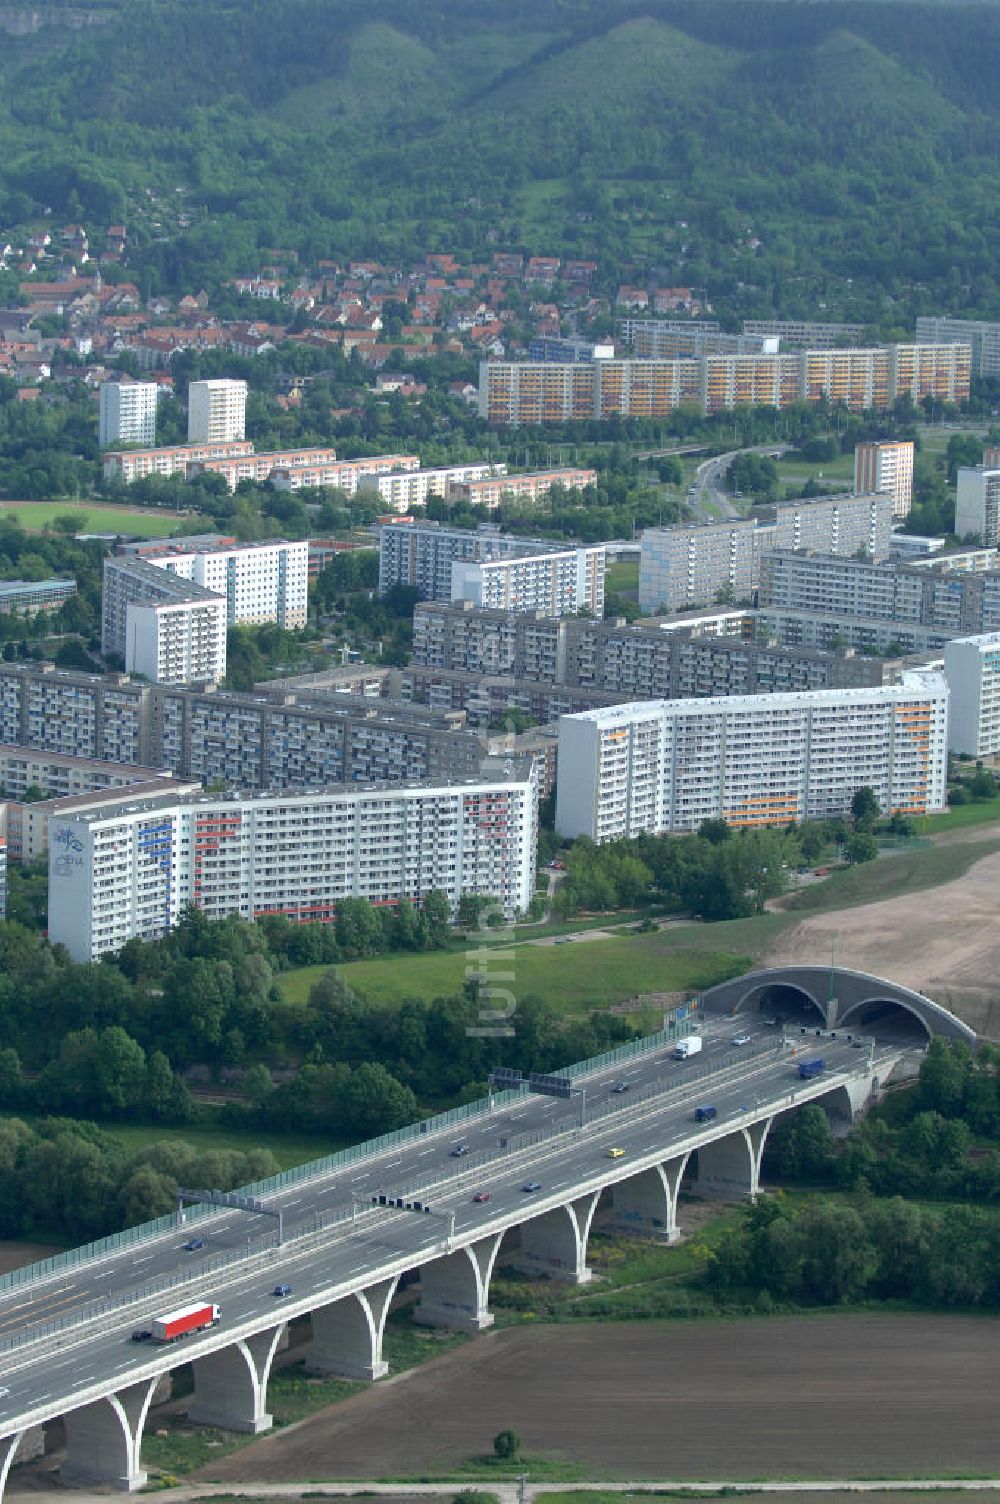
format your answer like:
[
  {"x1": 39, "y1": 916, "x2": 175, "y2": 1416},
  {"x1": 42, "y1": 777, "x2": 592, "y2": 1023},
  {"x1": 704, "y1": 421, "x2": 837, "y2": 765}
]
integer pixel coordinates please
[
  {"x1": 638, "y1": 493, "x2": 893, "y2": 614},
  {"x1": 480, "y1": 343, "x2": 970, "y2": 424},
  {"x1": 955, "y1": 468, "x2": 1000, "y2": 545},
  {"x1": 943, "y1": 633, "x2": 1000, "y2": 756},
  {"x1": 101, "y1": 556, "x2": 228, "y2": 684},
  {"x1": 98, "y1": 381, "x2": 158, "y2": 448},
  {"x1": 0, "y1": 663, "x2": 497, "y2": 791},
  {"x1": 410, "y1": 601, "x2": 907, "y2": 705},
  {"x1": 555, "y1": 671, "x2": 948, "y2": 842},
  {"x1": 187, "y1": 379, "x2": 248, "y2": 443},
  {"x1": 759, "y1": 548, "x2": 1000, "y2": 635},
  {"x1": 48, "y1": 757, "x2": 538, "y2": 961},
  {"x1": 854, "y1": 440, "x2": 915, "y2": 519},
  {"x1": 915, "y1": 316, "x2": 1000, "y2": 378},
  {"x1": 378, "y1": 521, "x2": 605, "y2": 617},
  {"x1": 116, "y1": 537, "x2": 309, "y2": 630}
]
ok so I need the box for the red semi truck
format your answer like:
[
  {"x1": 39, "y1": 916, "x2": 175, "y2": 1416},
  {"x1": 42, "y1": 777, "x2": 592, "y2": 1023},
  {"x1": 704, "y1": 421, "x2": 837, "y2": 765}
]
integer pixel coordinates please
[{"x1": 151, "y1": 1302, "x2": 221, "y2": 1343}]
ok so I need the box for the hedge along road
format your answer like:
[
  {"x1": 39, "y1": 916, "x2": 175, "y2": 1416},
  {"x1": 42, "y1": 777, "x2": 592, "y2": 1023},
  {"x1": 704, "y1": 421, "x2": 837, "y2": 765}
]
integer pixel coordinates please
[{"x1": 197, "y1": 1314, "x2": 1000, "y2": 1482}]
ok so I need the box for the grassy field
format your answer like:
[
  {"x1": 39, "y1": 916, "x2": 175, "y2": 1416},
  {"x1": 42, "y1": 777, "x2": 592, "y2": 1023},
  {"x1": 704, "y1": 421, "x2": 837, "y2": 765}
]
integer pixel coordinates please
[
  {"x1": 917, "y1": 792, "x2": 1000, "y2": 834},
  {"x1": 775, "y1": 451, "x2": 854, "y2": 488},
  {"x1": 779, "y1": 837, "x2": 1000, "y2": 916},
  {"x1": 0, "y1": 500, "x2": 194, "y2": 537},
  {"x1": 3, "y1": 1114, "x2": 343, "y2": 1170},
  {"x1": 605, "y1": 561, "x2": 639, "y2": 594},
  {"x1": 278, "y1": 932, "x2": 751, "y2": 1011}
]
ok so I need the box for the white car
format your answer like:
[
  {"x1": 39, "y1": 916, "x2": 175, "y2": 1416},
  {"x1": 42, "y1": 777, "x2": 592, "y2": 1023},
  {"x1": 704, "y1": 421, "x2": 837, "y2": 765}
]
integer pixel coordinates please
[{"x1": 731, "y1": 1034, "x2": 751, "y2": 1046}]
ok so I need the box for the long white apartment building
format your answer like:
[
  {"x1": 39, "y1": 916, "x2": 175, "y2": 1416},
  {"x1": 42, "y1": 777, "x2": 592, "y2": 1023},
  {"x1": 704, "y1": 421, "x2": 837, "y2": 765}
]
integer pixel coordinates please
[
  {"x1": 854, "y1": 440, "x2": 914, "y2": 519},
  {"x1": 372, "y1": 462, "x2": 505, "y2": 512},
  {"x1": 187, "y1": 379, "x2": 247, "y2": 443},
  {"x1": 955, "y1": 467, "x2": 1000, "y2": 545},
  {"x1": 379, "y1": 520, "x2": 605, "y2": 617},
  {"x1": 48, "y1": 756, "x2": 538, "y2": 962},
  {"x1": 115, "y1": 536, "x2": 309, "y2": 630},
  {"x1": 98, "y1": 381, "x2": 158, "y2": 448},
  {"x1": 267, "y1": 451, "x2": 420, "y2": 496},
  {"x1": 943, "y1": 633, "x2": 1000, "y2": 757},
  {"x1": 555, "y1": 671, "x2": 948, "y2": 842},
  {"x1": 101, "y1": 557, "x2": 228, "y2": 684},
  {"x1": 103, "y1": 439, "x2": 255, "y2": 485}
]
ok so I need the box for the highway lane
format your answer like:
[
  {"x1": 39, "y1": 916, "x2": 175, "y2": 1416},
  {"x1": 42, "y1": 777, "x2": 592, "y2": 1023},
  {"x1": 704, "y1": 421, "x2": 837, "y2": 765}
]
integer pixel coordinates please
[
  {"x1": 0, "y1": 1031, "x2": 882, "y2": 1430},
  {"x1": 0, "y1": 1015, "x2": 770, "y2": 1332}
]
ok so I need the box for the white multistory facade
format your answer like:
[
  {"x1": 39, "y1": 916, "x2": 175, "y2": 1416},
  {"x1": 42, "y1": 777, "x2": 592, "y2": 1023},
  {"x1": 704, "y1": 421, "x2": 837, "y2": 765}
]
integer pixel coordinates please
[
  {"x1": 187, "y1": 379, "x2": 248, "y2": 444},
  {"x1": 955, "y1": 468, "x2": 1000, "y2": 546},
  {"x1": 98, "y1": 381, "x2": 158, "y2": 448},
  {"x1": 48, "y1": 759, "x2": 538, "y2": 961},
  {"x1": 555, "y1": 671, "x2": 949, "y2": 841},
  {"x1": 854, "y1": 440, "x2": 914, "y2": 519},
  {"x1": 943, "y1": 633, "x2": 1000, "y2": 756},
  {"x1": 126, "y1": 596, "x2": 228, "y2": 686},
  {"x1": 378, "y1": 520, "x2": 605, "y2": 618},
  {"x1": 104, "y1": 541, "x2": 309, "y2": 670}
]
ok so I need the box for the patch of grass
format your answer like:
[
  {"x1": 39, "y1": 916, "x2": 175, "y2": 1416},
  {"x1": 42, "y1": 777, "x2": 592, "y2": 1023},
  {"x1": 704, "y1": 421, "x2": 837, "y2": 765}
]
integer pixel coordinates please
[
  {"x1": 142, "y1": 1425, "x2": 255, "y2": 1476},
  {"x1": 778, "y1": 838, "x2": 1000, "y2": 915},
  {"x1": 605, "y1": 561, "x2": 639, "y2": 594},
  {"x1": 917, "y1": 794, "x2": 1000, "y2": 833},
  {"x1": 284, "y1": 936, "x2": 749, "y2": 1012},
  {"x1": 6, "y1": 1115, "x2": 344, "y2": 1171},
  {"x1": 382, "y1": 1309, "x2": 469, "y2": 1371},
  {"x1": 0, "y1": 500, "x2": 194, "y2": 536}
]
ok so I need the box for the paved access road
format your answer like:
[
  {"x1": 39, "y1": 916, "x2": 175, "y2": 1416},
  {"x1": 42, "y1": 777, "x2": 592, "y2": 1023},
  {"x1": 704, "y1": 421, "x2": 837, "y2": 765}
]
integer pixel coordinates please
[{"x1": 0, "y1": 1021, "x2": 875, "y2": 1432}]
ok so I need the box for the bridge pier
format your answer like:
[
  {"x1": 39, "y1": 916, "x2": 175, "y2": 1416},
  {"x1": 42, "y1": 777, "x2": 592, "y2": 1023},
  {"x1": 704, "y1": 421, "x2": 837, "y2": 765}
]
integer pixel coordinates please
[
  {"x1": 61, "y1": 1378, "x2": 158, "y2": 1491},
  {"x1": 610, "y1": 1160, "x2": 683, "y2": 1242},
  {"x1": 692, "y1": 1119, "x2": 771, "y2": 1200},
  {"x1": 310, "y1": 1276, "x2": 399, "y2": 1378},
  {"x1": 515, "y1": 1191, "x2": 600, "y2": 1283},
  {"x1": 188, "y1": 1325, "x2": 285, "y2": 1433},
  {"x1": 415, "y1": 1233, "x2": 503, "y2": 1330}
]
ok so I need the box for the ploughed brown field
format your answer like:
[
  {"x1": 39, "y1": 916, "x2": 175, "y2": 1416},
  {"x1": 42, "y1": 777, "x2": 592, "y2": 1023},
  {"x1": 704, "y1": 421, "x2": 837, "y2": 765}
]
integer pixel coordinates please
[{"x1": 196, "y1": 1315, "x2": 1000, "y2": 1481}]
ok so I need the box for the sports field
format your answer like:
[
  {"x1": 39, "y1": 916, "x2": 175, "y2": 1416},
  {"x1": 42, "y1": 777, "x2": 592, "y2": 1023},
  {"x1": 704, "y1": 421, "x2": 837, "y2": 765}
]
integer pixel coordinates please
[{"x1": 0, "y1": 500, "x2": 193, "y2": 536}]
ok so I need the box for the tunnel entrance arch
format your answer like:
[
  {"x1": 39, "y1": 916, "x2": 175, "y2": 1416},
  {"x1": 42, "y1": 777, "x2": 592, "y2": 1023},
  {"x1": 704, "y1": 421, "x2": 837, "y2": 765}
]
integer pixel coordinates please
[
  {"x1": 838, "y1": 998, "x2": 931, "y2": 1046},
  {"x1": 735, "y1": 982, "x2": 827, "y2": 1029}
]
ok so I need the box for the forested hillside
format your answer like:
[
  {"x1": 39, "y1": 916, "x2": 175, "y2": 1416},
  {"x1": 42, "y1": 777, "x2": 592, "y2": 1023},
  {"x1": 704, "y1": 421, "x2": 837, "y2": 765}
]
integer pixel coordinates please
[{"x1": 1, "y1": 0, "x2": 999, "y2": 318}]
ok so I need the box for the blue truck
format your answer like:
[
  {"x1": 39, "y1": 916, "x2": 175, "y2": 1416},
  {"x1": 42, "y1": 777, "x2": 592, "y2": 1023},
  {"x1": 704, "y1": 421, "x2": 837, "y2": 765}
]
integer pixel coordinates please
[{"x1": 798, "y1": 1057, "x2": 825, "y2": 1079}]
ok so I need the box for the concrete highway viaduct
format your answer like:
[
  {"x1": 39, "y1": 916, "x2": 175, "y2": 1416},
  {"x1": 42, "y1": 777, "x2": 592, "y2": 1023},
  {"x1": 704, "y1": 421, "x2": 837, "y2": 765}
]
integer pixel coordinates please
[{"x1": 0, "y1": 975, "x2": 975, "y2": 1495}]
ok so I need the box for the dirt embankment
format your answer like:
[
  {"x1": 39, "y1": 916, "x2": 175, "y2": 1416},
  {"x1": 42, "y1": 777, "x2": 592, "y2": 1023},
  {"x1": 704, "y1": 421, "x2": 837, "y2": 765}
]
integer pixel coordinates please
[{"x1": 763, "y1": 846, "x2": 1000, "y2": 1037}]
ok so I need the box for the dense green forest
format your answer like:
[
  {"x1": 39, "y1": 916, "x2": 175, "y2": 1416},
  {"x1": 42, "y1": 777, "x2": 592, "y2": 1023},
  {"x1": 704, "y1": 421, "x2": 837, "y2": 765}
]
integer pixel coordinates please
[{"x1": 1, "y1": 0, "x2": 999, "y2": 319}]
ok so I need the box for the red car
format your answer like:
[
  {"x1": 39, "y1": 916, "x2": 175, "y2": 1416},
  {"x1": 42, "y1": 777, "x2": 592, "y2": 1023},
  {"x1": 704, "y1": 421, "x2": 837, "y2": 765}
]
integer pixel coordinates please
[{"x1": 472, "y1": 1190, "x2": 492, "y2": 1203}]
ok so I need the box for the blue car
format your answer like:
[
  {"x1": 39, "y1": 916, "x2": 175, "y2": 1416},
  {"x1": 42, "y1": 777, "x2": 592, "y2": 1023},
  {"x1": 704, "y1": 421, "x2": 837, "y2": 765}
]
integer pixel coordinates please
[
  {"x1": 522, "y1": 1180, "x2": 541, "y2": 1193},
  {"x1": 273, "y1": 1283, "x2": 293, "y2": 1298},
  {"x1": 182, "y1": 1237, "x2": 205, "y2": 1252}
]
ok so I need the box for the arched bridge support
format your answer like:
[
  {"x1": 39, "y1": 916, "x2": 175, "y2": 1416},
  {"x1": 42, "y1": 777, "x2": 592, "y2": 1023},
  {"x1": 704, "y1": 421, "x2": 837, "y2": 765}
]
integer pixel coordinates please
[
  {"x1": 311, "y1": 1276, "x2": 399, "y2": 1378},
  {"x1": 61, "y1": 1377, "x2": 159, "y2": 1491},
  {"x1": 416, "y1": 1232, "x2": 503, "y2": 1331},
  {"x1": 515, "y1": 1190, "x2": 600, "y2": 1283},
  {"x1": 188, "y1": 1324, "x2": 285, "y2": 1434},
  {"x1": 691, "y1": 1119, "x2": 772, "y2": 1201},
  {"x1": 610, "y1": 1159, "x2": 684, "y2": 1243}
]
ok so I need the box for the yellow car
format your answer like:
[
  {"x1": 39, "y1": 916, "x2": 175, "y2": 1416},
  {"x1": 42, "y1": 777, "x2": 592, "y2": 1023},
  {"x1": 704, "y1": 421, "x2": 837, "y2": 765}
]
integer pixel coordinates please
[{"x1": 605, "y1": 1147, "x2": 626, "y2": 1158}]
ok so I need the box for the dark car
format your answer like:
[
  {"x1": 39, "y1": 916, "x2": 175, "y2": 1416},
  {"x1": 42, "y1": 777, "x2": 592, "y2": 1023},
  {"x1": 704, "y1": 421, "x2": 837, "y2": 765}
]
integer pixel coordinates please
[
  {"x1": 611, "y1": 1082, "x2": 629, "y2": 1094},
  {"x1": 273, "y1": 1283, "x2": 293, "y2": 1298},
  {"x1": 450, "y1": 1143, "x2": 469, "y2": 1157},
  {"x1": 182, "y1": 1237, "x2": 205, "y2": 1251},
  {"x1": 131, "y1": 1329, "x2": 152, "y2": 1342},
  {"x1": 522, "y1": 1180, "x2": 541, "y2": 1193},
  {"x1": 472, "y1": 1190, "x2": 492, "y2": 1203}
]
